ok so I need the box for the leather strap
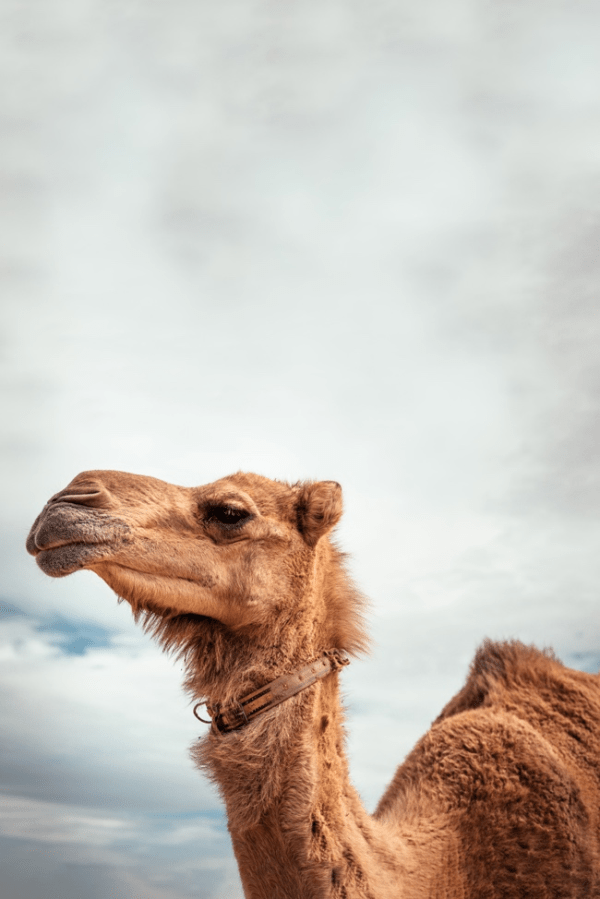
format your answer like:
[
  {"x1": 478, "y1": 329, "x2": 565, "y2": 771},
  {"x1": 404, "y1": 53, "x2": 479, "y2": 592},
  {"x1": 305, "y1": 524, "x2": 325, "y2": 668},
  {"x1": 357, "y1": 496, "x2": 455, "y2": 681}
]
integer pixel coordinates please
[{"x1": 194, "y1": 649, "x2": 350, "y2": 735}]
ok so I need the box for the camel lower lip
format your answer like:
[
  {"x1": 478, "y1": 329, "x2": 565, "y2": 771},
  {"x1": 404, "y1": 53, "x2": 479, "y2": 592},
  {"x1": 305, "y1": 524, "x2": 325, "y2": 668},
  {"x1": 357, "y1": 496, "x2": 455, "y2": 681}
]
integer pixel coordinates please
[{"x1": 35, "y1": 542, "x2": 111, "y2": 577}]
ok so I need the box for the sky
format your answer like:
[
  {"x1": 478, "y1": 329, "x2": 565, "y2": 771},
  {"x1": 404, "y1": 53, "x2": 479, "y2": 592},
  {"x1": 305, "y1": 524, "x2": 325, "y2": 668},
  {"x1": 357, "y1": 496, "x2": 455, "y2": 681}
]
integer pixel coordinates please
[{"x1": 2, "y1": 1, "x2": 600, "y2": 896}]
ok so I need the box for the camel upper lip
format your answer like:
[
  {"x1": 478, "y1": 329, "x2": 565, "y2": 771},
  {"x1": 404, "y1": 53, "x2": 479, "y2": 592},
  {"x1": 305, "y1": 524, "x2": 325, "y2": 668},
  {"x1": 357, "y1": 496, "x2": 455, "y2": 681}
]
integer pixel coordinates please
[
  {"x1": 26, "y1": 501, "x2": 129, "y2": 558},
  {"x1": 29, "y1": 535, "x2": 104, "y2": 555}
]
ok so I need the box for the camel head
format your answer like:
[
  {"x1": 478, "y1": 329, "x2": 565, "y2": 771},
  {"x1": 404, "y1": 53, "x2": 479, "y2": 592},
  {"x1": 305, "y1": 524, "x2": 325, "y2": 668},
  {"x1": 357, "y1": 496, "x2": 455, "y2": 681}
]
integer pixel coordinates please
[{"x1": 26, "y1": 471, "x2": 363, "y2": 650}]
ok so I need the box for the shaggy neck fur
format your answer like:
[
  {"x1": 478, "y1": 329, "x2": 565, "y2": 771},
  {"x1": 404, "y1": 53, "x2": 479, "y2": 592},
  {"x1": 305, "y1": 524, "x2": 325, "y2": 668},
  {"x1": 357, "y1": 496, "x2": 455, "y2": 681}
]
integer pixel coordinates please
[
  {"x1": 141, "y1": 541, "x2": 410, "y2": 899},
  {"x1": 203, "y1": 675, "x2": 400, "y2": 899}
]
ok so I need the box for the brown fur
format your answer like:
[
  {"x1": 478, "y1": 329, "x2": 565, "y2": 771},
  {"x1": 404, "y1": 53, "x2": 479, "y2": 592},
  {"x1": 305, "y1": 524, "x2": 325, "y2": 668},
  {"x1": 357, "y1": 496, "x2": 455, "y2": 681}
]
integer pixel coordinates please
[{"x1": 27, "y1": 470, "x2": 600, "y2": 898}]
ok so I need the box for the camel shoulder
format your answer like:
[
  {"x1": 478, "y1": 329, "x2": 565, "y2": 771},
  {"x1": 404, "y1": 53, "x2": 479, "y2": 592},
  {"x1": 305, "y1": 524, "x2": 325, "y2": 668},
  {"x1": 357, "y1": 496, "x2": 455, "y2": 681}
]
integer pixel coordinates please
[
  {"x1": 376, "y1": 640, "x2": 600, "y2": 822},
  {"x1": 375, "y1": 644, "x2": 600, "y2": 893}
]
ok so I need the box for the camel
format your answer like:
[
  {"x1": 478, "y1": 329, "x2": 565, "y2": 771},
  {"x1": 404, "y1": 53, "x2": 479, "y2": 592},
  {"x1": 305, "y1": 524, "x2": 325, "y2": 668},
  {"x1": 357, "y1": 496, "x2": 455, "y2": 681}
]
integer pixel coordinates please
[{"x1": 27, "y1": 469, "x2": 600, "y2": 898}]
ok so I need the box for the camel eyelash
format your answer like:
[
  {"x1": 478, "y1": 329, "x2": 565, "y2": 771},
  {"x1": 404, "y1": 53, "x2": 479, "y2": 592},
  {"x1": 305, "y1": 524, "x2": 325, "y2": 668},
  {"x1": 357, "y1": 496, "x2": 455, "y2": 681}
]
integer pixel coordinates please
[{"x1": 204, "y1": 504, "x2": 253, "y2": 528}]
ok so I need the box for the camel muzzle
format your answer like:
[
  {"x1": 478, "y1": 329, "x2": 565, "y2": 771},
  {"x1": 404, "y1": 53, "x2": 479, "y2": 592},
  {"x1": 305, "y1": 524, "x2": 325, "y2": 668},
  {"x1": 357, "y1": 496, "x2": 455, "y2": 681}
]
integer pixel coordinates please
[{"x1": 26, "y1": 493, "x2": 131, "y2": 577}]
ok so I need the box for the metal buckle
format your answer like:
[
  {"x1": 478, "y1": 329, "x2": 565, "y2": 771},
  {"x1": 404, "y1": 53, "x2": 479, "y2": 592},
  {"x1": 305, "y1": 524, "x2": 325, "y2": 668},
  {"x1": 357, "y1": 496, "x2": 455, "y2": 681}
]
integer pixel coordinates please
[
  {"x1": 209, "y1": 699, "x2": 250, "y2": 735},
  {"x1": 234, "y1": 699, "x2": 250, "y2": 726}
]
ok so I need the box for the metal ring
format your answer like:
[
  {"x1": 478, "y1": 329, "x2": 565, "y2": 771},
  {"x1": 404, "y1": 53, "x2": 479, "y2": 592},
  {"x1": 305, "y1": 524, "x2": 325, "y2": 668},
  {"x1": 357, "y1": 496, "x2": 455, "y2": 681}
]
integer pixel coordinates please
[{"x1": 193, "y1": 701, "x2": 213, "y2": 725}]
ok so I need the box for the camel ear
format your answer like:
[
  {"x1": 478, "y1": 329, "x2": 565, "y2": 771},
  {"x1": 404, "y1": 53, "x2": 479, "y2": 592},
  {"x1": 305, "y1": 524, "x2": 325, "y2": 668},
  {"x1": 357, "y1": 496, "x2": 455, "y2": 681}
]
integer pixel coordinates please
[{"x1": 296, "y1": 481, "x2": 343, "y2": 547}]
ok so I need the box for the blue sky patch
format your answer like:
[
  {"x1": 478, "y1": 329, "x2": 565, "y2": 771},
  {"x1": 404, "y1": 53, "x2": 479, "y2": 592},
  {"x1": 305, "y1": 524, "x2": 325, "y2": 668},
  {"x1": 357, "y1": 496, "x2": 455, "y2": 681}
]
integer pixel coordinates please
[
  {"x1": 35, "y1": 615, "x2": 114, "y2": 656},
  {"x1": 565, "y1": 651, "x2": 600, "y2": 675},
  {"x1": 0, "y1": 600, "x2": 25, "y2": 617}
]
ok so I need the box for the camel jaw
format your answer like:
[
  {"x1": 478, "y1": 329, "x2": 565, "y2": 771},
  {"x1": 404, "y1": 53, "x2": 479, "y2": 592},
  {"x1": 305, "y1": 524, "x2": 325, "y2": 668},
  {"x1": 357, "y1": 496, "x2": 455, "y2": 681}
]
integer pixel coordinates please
[
  {"x1": 26, "y1": 502, "x2": 132, "y2": 577},
  {"x1": 90, "y1": 561, "x2": 235, "y2": 623}
]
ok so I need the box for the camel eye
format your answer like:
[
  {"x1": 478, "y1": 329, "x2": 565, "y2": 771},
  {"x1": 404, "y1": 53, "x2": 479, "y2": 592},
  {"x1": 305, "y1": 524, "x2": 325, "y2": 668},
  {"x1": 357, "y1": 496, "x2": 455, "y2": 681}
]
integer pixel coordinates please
[{"x1": 205, "y1": 505, "x2": 252, "y2": 528}]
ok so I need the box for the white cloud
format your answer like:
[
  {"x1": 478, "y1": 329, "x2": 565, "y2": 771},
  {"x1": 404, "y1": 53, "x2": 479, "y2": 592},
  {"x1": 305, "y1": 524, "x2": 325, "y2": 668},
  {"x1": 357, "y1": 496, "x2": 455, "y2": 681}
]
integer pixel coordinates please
[
  {"x1": 0, "y1": 614, "x2": 215, "y2": 813},
  {"x1": 0, "y1": 794, "x2": 133, "y2": 847}
]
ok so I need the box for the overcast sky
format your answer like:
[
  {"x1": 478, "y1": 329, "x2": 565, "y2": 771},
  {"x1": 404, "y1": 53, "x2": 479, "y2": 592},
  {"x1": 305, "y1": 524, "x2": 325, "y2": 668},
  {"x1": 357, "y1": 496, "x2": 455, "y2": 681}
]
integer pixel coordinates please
[{"x1": 2, "y1": 2, "x2": 600, "y2": 897}]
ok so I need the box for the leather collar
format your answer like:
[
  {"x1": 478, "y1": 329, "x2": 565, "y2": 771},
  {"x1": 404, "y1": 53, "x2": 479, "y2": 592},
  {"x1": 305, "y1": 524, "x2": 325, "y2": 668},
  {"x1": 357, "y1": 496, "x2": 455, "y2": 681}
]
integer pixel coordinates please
[{"x1": 193, "y1": 649, "x2": 350, "y2": 735}]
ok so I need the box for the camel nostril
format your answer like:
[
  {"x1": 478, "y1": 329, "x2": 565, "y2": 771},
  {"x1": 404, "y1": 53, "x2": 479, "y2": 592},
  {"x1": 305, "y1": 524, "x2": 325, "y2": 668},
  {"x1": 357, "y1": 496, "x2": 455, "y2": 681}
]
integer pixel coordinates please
[
  {"x1": 54, "y1": 492, "x2": 101, "y2": 504},
  {"x1": 48, "y1": 486, "x2": 112, "y2": 509}
]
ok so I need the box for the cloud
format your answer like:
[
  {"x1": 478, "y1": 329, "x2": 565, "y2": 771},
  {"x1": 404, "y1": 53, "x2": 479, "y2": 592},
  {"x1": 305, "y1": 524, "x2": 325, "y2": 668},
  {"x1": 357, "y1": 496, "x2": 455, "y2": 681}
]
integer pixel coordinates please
[
  {"x1": 0, "y1": 611, "x2": 214, "y2": 812},
  {"x1": 0, "y1": 840, "x2": 135, "y2": 899},
  {"x1": 0, "y1": 830, "x2": 240, "y2": 899},
  {"x1": 0, "y1": 795, "x2": 136, "y2": 847},
  {"x1": 0, "y1": 797, "x2": 240, "y2": 899}
]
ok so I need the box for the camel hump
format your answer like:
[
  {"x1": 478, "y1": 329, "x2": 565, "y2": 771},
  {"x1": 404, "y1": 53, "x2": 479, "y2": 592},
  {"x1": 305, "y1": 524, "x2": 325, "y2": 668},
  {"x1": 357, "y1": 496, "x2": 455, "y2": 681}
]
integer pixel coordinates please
[{"x1": 434, "y1": 639, "x2": 565, "y2": 724}]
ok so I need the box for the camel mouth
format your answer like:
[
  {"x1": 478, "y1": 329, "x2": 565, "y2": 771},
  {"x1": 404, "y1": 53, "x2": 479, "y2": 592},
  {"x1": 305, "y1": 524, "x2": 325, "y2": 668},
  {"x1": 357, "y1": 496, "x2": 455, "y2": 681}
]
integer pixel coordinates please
[
  {"x1": 34, "y1": 541, "x2": 115, "y2": 577},
  {"x1": 26, "y1": 502, "x2": 132, "y2": 571}
]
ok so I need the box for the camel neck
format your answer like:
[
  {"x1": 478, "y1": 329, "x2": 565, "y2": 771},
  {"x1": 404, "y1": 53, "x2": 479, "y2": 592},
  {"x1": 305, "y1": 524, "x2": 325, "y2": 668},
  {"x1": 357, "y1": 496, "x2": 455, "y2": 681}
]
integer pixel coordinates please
[{"x1": 194, "y1": 669, "x2": 406, "y2": 899}]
